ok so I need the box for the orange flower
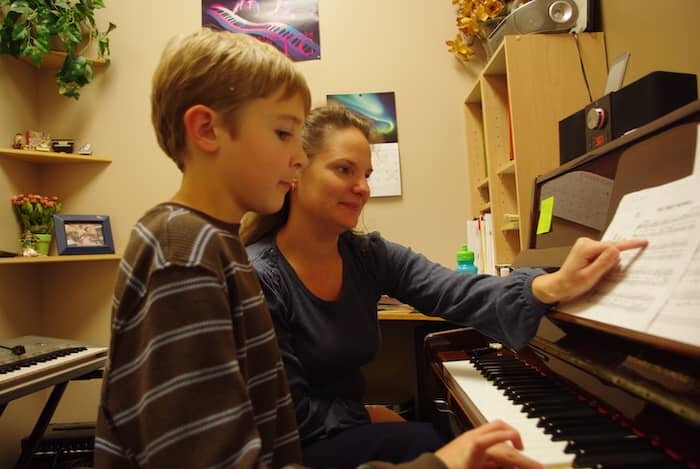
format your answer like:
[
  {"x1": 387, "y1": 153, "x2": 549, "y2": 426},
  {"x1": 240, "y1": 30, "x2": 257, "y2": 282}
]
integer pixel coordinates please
[
  {"x1": 446, "y1": 34, "x2": 474, "y2": 61},
  {"x1": 484, "y1": 0, "x2": 504, "y2": 17}
]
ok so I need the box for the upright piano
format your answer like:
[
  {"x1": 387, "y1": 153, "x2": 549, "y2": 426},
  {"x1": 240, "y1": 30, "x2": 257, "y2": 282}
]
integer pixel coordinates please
[{"x1": 426, "y1": 102, "x2": 700, "y2": 468}]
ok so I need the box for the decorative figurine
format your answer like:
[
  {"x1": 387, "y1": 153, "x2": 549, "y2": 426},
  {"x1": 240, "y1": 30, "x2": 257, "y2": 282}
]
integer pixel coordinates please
[
  {"x1": 77, "y1": 143, "x2": 93, "y2": 155},
  {"x1": 12, "y1": 133, "x2": 24, "y2": 149}
]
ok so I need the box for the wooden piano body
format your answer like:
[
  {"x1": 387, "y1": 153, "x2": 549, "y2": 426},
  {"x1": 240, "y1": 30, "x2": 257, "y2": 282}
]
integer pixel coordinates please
[
  {"x1": 424, "y1": 101, "x2": 700, "y2": 467},
  {"x1": 425, "y1": 319, "x2": 699, "y2": 468}
]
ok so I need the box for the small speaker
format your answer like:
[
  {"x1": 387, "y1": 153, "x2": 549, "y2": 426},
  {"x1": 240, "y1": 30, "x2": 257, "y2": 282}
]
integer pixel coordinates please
[
  {"x1": 486, "y1": 0, "x2": 588, "y2": 56},
  {"x1": 559, "y1": 71, "x2": 698, "y2": 165},
  {"x1": 558, "y1": 108, "x2": 587, "y2": 165},
  {"x1": 584, "y1": 71, "x2": 697, "y2": 153}
]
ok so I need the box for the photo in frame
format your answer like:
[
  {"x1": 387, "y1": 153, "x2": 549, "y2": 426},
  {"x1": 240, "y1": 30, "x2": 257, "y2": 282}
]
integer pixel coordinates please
[{"x1": 53, "y1": 214, "x2": 115, "y2": 255}]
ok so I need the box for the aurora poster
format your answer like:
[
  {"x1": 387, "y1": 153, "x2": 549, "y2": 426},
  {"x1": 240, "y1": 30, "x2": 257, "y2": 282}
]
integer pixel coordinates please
[
  {"x1": 327, "y1": 92, "x2": 402, "y2": 197},
  {"x1": 202, "y1": 0, "x2": 321, "y2": 62}
]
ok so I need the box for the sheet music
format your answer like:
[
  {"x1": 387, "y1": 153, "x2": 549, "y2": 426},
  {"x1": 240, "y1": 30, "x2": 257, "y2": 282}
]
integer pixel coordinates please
[
  {"x1": 649, "y1": 232, "x2": 700, "y2": 346},
  {"x1": 561, "y1": 175, "x2": 700, "y2": 348}
]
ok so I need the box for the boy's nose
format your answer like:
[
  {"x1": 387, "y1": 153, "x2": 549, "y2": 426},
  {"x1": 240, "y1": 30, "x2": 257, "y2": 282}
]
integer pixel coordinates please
[{"x1": 292, "y1": 146, "x2": 309, "y2": 169}]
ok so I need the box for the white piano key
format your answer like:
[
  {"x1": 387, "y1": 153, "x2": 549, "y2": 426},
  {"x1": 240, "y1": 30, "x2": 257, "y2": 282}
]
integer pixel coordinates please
[{"x1": 443, "y1": 360, "x2": 575, "y2": 468}]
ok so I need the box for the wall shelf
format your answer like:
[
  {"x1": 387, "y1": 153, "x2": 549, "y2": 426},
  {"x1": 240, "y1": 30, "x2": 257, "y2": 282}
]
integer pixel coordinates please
[
  {"x1": 0, "y1": 148, "x2": 110, "y2": 164},
  {"x1": 500, "y1": 222, "x2": 520, "y2": 232},
  {"x1": 496, "y1": 161, "x2": 515, "y2": 176},
  {"x1": 20, "y1": 50, "x2": 107, "y2": 69},
  {"x1": 0, "y1": 254, "x2": 120, "y2": 265}
]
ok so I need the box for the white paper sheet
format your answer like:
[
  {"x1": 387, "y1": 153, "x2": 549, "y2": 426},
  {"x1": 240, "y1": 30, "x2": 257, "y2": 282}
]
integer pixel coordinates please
[
  {"x1": 561, "y1": 175, "x2": 700, "y2": 348},
  {"x1": 368, "y1": 142, "x2": 402, "y2": 197}
]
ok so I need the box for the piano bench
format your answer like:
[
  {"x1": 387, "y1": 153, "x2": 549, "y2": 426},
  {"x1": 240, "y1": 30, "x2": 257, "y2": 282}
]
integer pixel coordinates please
[{"x1": 365, "y1": 405, "x2": 407, "y2": 424}]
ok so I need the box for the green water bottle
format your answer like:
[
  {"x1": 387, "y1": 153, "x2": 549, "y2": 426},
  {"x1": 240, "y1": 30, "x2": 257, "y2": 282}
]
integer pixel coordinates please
[{"x1": 456, "y1": 244, "x2": 478, "y2": 274}]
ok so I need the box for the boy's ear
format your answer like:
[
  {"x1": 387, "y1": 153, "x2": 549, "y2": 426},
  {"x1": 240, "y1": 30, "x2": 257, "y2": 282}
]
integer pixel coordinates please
[{"x1": 183, "y1": 105, "x2": 219, "y2": 153}]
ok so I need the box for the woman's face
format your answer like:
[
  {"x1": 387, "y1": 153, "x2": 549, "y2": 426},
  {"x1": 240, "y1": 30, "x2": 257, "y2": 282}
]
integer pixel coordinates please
[{"x1": 294, "y1": 126, "x2": 372, "y2": 232}]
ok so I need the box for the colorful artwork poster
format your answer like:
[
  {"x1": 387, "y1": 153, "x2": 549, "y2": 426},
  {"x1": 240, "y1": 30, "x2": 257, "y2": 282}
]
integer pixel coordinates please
[
  {"x1": 202, "y1": 0, "x2": 321, "y2": 62},
  {"x1": 326, "y1": 92, "x2": 399, "y2": 143},
  {"x1": 327, "y1": 92, "x2": 402, "y2": 197}
]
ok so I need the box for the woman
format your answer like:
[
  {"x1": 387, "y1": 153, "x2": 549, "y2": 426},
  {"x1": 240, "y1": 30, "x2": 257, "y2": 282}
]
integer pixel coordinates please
[{"x1": 242, "y1": 105, "x2": 646, "y2": 468}]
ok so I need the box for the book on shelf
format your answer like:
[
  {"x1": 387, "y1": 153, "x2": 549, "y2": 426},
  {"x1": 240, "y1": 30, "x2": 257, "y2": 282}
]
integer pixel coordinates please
[
  {"x1": 480, "y1": 213, "x2": 496, "y2": 275},
  {"x1": 466, "y1": 218, "x2": 484, "y2": 273}
]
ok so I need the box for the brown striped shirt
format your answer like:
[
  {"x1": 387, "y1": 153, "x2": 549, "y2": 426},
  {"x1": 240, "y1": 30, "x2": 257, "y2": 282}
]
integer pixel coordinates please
[{"x1": 95, "y1": 203, "x2": 302, "y2": 468}]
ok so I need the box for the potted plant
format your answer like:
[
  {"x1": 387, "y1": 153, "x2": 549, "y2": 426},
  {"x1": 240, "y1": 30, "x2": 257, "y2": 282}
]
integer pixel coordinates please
[
  {"x1": 11, "y1": 193, "x2": 62, "y2": 255},
  {"x1": 0, "y1": 0, "x2": 116, "y2": 99}
]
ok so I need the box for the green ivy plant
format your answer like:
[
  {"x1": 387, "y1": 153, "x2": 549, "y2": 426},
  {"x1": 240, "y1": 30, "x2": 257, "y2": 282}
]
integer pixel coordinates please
[{"x1": 0, "y1": 0, "x2": 116, "y2": 99}]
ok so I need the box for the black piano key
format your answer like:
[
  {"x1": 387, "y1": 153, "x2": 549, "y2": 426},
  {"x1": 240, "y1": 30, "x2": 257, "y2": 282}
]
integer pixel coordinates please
[
  {"x1": 573, "y1": 447, "x2": 671, "y2": 467},
  {"x1": 537, "y1": 406, "x2": 601, "y2": 422},
  {"x1": 508, "y1": 390, "x2": 577, "y2": 402},
  {"x1": 524, "y1": 399, "x2": 591, "y2": 415},
  {"x1": 543, "y1": 416, "x2": 612, "y2": 431},
  {"x1": 552, "y1": 427, "x2": 635, "y2": 442},
  {"x1": 566, "y1": 437, "x2": 653, "y2": 456}
]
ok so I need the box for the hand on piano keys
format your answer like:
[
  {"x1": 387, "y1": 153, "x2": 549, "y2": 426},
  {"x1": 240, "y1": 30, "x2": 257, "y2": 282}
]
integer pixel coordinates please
[{"x1": 435, "y1": 419, "x2": 544, "y2": 469}]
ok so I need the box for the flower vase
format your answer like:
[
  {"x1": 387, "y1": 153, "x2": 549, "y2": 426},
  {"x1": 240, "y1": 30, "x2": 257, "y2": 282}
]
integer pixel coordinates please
[{"x1": 33, "y1": 233, "x2": 52, "y2": 256}]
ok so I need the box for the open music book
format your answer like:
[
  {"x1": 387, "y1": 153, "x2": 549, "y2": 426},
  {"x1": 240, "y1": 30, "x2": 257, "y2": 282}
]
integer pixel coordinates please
[{"x1": 560, "y1": 156, "x2": 700, "y2": 349}]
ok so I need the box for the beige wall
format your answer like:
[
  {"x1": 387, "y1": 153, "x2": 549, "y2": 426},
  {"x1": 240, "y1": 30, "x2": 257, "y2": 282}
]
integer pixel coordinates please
[
  {"x1": 0, "y1": 0, "x2": 698, "y2": 465},
  {"x1": 601, "y1": 0, "x2": 700, "y2": 93}
]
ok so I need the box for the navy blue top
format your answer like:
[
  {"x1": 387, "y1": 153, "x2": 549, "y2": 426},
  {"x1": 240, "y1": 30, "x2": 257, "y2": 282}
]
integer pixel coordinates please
[{"x1": 247, "y1": 231, "x2": 550, "y2": 445}]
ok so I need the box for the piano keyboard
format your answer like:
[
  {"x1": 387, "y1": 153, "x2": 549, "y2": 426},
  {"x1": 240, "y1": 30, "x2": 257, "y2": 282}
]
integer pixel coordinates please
[
  {"x1": 0, "y1": 337, "x2": 107, "y2": 404},
  {"x1": 443, "y1": 354, "x2": 683, "y2": 468}
]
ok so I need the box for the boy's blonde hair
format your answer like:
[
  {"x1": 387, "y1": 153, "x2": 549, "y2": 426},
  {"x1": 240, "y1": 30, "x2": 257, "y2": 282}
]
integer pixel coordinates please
[{"x1": 151, "y1": 28, "x2": 311, "y2": 170}]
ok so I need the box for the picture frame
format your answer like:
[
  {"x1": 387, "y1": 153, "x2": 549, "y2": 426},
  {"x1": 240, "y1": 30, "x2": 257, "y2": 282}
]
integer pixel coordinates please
[{"x1": 53, "y1": 214, "x2": 115, "y2": 255}]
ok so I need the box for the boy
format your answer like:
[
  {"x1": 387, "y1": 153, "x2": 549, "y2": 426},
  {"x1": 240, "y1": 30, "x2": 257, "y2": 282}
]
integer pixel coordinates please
[
  {"x1": 94, "y1": 29, "x2": 310, "y2": 467},
  {"x1": 94, "y1": 28, "x2": 543, "y2": 469}
]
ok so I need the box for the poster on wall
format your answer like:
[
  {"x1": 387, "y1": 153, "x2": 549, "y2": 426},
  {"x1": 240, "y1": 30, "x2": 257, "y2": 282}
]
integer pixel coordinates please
[
  {"x1": 201, "y1": 0, "x2": 321, "y2": 62},
  {"x1": 327, "y1": 92, "x2": 402, "y2": 197}
]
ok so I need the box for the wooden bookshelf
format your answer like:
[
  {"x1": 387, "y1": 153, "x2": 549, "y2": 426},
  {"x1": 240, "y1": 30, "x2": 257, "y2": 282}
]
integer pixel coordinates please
[{"x1": 464, "y1": 33, "x2": 608, "y2": 267}]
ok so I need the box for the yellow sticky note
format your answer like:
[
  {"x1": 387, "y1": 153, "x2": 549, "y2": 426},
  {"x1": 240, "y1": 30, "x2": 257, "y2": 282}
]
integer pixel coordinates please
[{"x1": 536, "y1": 196, "x2": 554, "y2": 235}]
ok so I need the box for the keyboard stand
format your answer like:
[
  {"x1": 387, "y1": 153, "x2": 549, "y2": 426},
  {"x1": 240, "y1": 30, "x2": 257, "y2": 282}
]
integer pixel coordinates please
[{"x1": 0, "y1": 356, "x2": 106, "y2": 469}]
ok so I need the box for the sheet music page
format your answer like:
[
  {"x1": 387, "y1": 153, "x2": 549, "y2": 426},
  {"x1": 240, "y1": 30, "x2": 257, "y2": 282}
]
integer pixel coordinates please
[
  {"x1": 648, "y1": 241, "x2": 700, "y2": 346},
  {"x1": 560, "y1": 176, "x2": 700, "y2": 347}
]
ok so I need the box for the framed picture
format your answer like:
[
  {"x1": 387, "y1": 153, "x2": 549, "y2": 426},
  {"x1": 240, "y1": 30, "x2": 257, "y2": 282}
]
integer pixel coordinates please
[{"x1": 53, "y1": 215, "x2": 115, "y2": 255}]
